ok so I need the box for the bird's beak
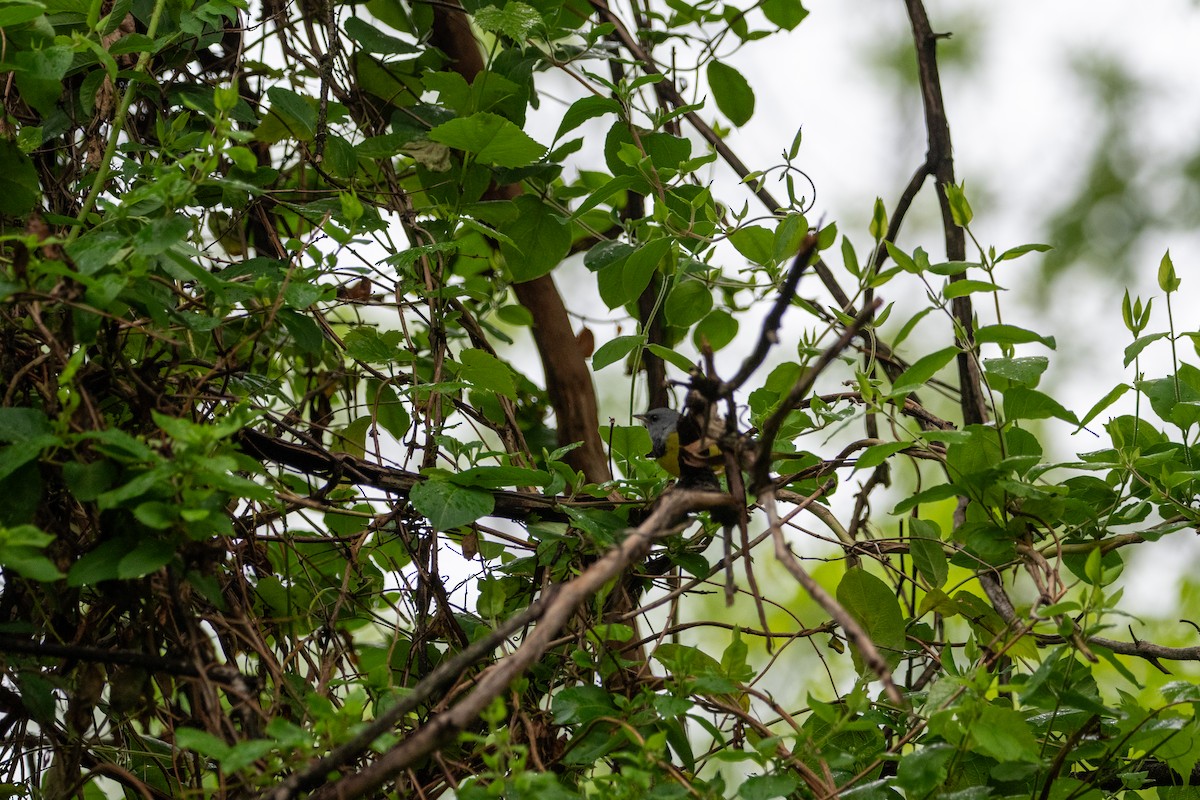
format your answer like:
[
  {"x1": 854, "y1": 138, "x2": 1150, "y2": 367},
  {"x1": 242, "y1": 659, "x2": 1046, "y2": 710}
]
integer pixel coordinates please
[{"x1": 633, "y1": 413, "x2": 647, "y2": 422}]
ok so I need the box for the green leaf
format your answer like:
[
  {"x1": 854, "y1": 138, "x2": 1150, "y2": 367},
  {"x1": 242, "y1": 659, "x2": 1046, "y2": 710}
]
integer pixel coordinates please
[
  {"x1": 428, "y1": 112, "x2": 546, "y2": 167},
  {"x1": 870, "y1": 198, "x2": 888, "y2": 240},
  {"x1": 449, "y1": 466, "x2": 552, "y2": 489},
  {"x1": 410, "y1": 478, "x2": 494, "y2": 530},
  {"x1": 944, "y1": 182, "x2": 973, "y2": 227},
  {"x1": 891, "y1": 483, "x2": 961, "y2": 515},
  {"x1": 884, "y1": 240, "x2": 918, "y2": 273},
  {"x1": 134, "y1": 501, "x2": 176, "y2": 529},
  {"x1": 344, "y1": 16, "x2": 420, "y2": 54},
  {"x1": 325, "y1": 137, "x2": 358, "y2": 180},
  {"x1": 118, "y1": 537, "x2": 176, "y2": 579},
  {"x1": 570, "y1": 174, "x2": 644, "y2": 221},
  {"x1": 654, "y1": 642, "x2": 725, "y2": 681},
  {"x1": 971, "y1": 703, "x2": 1041, "y2": 762},
  {"x1": 279, "y1": 309, "x2": 324, "y2": 354},
  {"x1": 836, "y1": 568, "x2": 906, "y2": 671},
  {"x1": 68, "y1": 537, "x2": 133, "y2": 585},
  {"x1": 854, "y1": 441, "x2": 910, "y2": 471},
  {"x1": 943, "y1": 278, "x2": 1002, "y2": 299},
  {"x1": 555, "y1": 95, "x2": 621, "y2": 141},
  {"x1": 477, "y1": 576, "x2": 508, "y2": 617},
  {"x1": 895, "y1": 744, "x2": 954, "y2": 796},
  {"x1": 0, "y1": 0, "x2": 46, "y2": 26},
  {"x1": 1003, "y1": 386, "x2": 1078, "y2": 424},
  {"x1": 925, "y1": 261, "x2": 972, "y2": 277},
  {"x1": 0, "y1": 436, "x2": 59, "y2": 483},
  {"x1": 12, "y1": 45, "x2": 72, "y2": 114},
  {"x1": 664, "y1": 279, "x2": 713, "y2": 327},
  {"x1": 498, "y1": 196, "x2": 571, "y2": 281},
  {"x1": 621, "y1": 238, "x2": 671, "y2": 305},
  {"x1": 1124, "y1": 331, "x2": 1168, "y2": 366},
  {"x1": 343, "y1": 327, "x2": 407, "y2": 363},
  {"x1": 0, "y1": 408, "x2": 51, "y2": 442},
  {"x1": 646, "y1": 343, "x2": 695, "y2": 372},
  {"x1": 551, "y1": 685, "x2": 616, "y2": 725},
  {"x1": 1077, "y1": 383, "x2": 1131, "y2": 429},
  {"x1": 773, "y1": 213, "x2": 808, "y2": 263},
  {"x1": 643, "y1": 132, "x2": 691, "y2": 170},
  {"x1": 694, "y1": 308, "x2": 738, "y2": 351},
  {"x1": 995, "y1": 242, "x2": 1051, "y2": 262},
  {"x1": 1158, "y1": 249, "x2": 1181, "y2": 293},
  {"x1": 264, "y1": 87, "x2": 317, "y2": 141},
  {"x1": 721, "y1": 630, "x2": 751, "y2": 681},
  {"x1": 729, "y1": 225, "x2": 774, "y2": 265},
  {"x1": 707, "y1": 61, "x2": 755, "y2": 126},
  {"x1": 459, "y1": 348, "x2": 517, "y2": 400},
  {"x1": 585, "y1": 240, "x2": 633, "y2": 274},
  {"x1": 891, "y1": 346, "x2": 959, "y2": 396},
  {"x1": 176, "y1": 727, "x2": 231, "y2": 758},
  {"x1": 975, "y1": 324, "x2": 1056, "y2": 350},
  {"x1": 592, "y1": 335, "x2": 642, "y2": 371},
  {"x1": 473, "y1": 1, "x2": 541, "y2": 40},
  {"x1": 983, "y1": 356, "x2": 1048, "y2": 388},
  {"x1": 221, "y1": 739, "x2": 277, "y2": 773},
  {"x1": 909, "y1": 518, "x2": 947, "y2": 589},
  {"x1": 0, "y1": 524, "x2": 63, "y2": 582},
  {"x1": 740, "y1": 774, "x2": 801, "y2": 800},
  {"x1": 366, "y1": 380, "x2": 411, "y2": 441},
  {"x1": 0, "y1": 140, "x2": 39, "y2": 215},
  {"x1": 841, "y1": 236, "x2": 860, "y2": 277},
  {"x1": 787, "y1": 126, "x2": 803, "y2": 160},
  {"x1": 760, "y1": 0, "x2": 807, "y2": 30}
]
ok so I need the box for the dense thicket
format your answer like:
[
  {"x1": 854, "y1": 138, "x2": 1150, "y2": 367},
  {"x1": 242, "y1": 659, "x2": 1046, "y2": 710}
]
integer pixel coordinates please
[{"x1": 2, "y1": 0, "x2": 1200, "y2": 797}]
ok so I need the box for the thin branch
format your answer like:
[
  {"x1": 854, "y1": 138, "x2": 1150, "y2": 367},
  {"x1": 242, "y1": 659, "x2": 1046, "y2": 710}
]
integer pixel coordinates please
[
  {"x1": 903, "y1": 0, "x2": 989, "y2": 426},
  {"x1": 722, "y1": 233, "x2": 819, "y2": 395},
  {"x1": 260, "y1": 596, "x2": 554, "y2": 800},
  {"x1": 307, "y1": 488, "x2": 735, "y2": 800},
  {"x1": 761, "y1": 488, "x2": 905, "y2": 706},
  {"x1": 752, "y1": 300, "x2": 882, "y2": 491},
  {"x1": 585, "y1": 0, "x2": 853, "y2": 309}
]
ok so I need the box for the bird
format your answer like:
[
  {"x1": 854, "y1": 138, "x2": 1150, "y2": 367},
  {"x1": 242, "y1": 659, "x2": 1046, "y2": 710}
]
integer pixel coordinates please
[
  {"x1": 636, "y1": 405, "x2": 740, "y2": 606},
  {"x1": 634, "y1": 407, "x2": 724, "y2": 480}
]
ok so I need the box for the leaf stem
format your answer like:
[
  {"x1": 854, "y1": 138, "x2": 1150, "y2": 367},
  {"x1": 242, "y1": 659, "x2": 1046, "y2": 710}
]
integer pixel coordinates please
[{"x1": 67, "y1": 0, "x2": 170, "y2": 244}]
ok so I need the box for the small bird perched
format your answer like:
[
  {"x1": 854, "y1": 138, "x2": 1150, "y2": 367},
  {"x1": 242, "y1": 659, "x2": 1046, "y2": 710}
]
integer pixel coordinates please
[
  {"x1": 634, "y1": 407, "x2": 683, "y2": 474},
  {"x1": 635, "y1": 406, "x2": 724, "y2": 482},
  {"x1": 636, "y1": 404, "x2": 740, "y2": 606}
]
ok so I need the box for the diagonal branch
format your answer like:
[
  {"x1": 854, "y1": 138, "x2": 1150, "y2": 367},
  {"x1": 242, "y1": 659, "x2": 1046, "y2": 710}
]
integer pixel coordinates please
[
  {"x1": 260, "y1": 597, "x2": 554, "y2": 800},
  {"x1": 722, "y1": 233, "x2": 819, "y2": 395},
  {"x1": 751, "y1": 300, "x2": 882, "y2": 491},
  {"x1": 761, "y1": 488, "x2": 905, "y2": 706},
  {"x1": 306, "y1": 488, "x2": 734, "y2": 799}
]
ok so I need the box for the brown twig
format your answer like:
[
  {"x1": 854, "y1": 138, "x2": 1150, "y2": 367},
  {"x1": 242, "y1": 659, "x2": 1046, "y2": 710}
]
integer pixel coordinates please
[
  {"x1": 751, "y1": 300, "x2": 882, "y2": 491},
  {"x1": 722, "y1": 234, "x2": 820, "y2": 395},
  {"x1": 760, "y1": 488, "x2": 905, "y2": 706},
  {"x1": 306, "y1": 488, "x2": 734, "y2": 799},
  {"x1": 260, "y1": 595, "x2": 554, "y2": 800},
  {"x1": 904, "y1": 0, "x2": 988, "y2": 426}
]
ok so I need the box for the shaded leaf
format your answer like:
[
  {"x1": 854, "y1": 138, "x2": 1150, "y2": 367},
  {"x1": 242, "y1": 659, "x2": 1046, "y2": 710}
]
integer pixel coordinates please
[
  {"x1": 429, "y1": 112, "x2": 546, "y2": 167},
  {"x1": 410, "y1": 479, "x2": 494, "y2": 530},
  {"x1": 707, "y1": 61, "x2": 755, "y2": 126}
]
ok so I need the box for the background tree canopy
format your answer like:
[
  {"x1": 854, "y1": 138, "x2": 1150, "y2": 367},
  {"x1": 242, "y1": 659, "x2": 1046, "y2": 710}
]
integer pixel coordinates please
[{"x1": 3, "y1": 0, "x2": 1200, "y2": 797}]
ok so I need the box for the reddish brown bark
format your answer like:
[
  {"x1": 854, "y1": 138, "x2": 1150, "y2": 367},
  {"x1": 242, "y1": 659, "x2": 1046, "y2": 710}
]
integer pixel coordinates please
[{"x1": 429, "y1": 4, "x2": 611, "y2": 483}]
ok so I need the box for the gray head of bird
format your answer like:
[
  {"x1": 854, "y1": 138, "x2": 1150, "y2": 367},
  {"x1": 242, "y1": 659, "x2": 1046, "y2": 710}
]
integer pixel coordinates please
[{"x1": 634, "y1": 407, "x2": 680, "y2": 457}]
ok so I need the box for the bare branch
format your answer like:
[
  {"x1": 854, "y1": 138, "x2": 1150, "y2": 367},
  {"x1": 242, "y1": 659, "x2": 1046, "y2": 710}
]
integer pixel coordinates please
[
  {"x1": 761, "y1": 488, "x2": 905, "y2": 706},
  {"x1": 308, "y1": 488, "x2": 734, "y2": 799}
]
